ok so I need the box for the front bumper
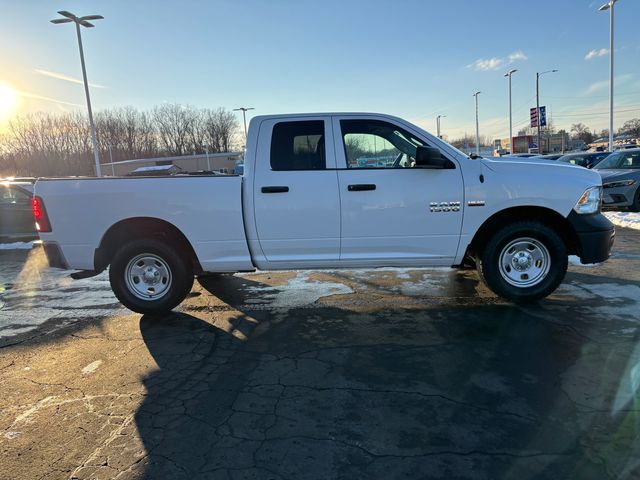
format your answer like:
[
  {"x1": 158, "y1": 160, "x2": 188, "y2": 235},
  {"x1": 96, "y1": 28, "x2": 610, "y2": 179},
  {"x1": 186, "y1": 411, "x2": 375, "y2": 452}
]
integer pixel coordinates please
[
  {"x1": 567, "y1": 211, "x2": 615, "y2": 264},
  {"x1": 603, "y1": 185, "x2": 635, "y2": 207}
]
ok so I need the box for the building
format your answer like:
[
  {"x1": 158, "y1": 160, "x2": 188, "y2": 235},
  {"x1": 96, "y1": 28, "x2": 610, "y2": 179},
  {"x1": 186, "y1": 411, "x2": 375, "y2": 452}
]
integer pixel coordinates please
[
  {"x1": 494, "y1": 132, "x2": 571, "y2": 154},
  {"x1": 546, "y1": 132, "x2": 570, "y2": 153}
]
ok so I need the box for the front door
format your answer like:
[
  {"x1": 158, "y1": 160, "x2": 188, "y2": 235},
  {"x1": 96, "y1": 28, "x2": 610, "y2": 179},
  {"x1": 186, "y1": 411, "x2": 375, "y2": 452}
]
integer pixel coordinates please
[
  {"x1": 333, "y1": 116, "x2": 464, "y2": 265},
  {"x1": 253, "y1": 117, "x2": 341, "y2": 265}
]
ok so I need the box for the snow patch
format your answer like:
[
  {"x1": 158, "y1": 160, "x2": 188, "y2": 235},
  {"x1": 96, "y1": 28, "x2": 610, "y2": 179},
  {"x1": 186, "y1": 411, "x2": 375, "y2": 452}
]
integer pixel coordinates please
[
  {"x1": 242, "y1": 272, "x2": 353, "y2": 309},
  {"x1": 558, "y1": 282, "x2": 640, "y2": 320},
  {"x1": 399, "y1": 274, "x2": 442, "y2": 296},
  {"x1": 0, "y1": 242, "x2": 34, "y2": 250},
  {"x1": 81, "y1": 360, "x2": 103, "y2": 375},
  {"x1": 568, "y1": 255, "x2": 599, "y2": 267},
  {"x1": 605, "y1": 212, "x2": 640, "y2": 231}
]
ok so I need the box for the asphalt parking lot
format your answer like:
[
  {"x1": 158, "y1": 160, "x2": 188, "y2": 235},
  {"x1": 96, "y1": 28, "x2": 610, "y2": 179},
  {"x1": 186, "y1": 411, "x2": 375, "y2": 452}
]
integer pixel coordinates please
[{"x1": 1, "y1": 228, "x2": 640, "y2": 480}]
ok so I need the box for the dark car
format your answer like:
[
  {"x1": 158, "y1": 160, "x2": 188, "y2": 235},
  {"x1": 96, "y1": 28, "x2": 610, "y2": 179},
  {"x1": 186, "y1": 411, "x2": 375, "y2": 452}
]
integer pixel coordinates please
[
  {"x1": 537, "y1": 153, "x2": 564, "y2": 160},
  {"x1": 594, "y1": 148, "x2": 640, "y2": 212},
  {"x1": 557, "y1": 151, "x2": 611, "y2": 169},
  {"x1": 0, "y1": 182, "x2": 37, "y2": 240}
]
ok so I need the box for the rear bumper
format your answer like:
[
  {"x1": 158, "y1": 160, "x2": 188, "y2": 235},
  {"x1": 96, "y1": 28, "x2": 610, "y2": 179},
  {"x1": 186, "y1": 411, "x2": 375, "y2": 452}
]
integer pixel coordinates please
[
  {"x1": 39, "y1": 241, "x2": 69, "y2": 269},
  {"x1": 567, "y1": 211, "x2": 615, "y2": 264}
]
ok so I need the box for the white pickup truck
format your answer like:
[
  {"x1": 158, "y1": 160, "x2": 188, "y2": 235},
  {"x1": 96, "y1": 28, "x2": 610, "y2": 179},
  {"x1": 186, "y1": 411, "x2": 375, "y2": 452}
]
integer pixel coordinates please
[{"x1": 34, "y1": 113, "x2": 615, "y2": 314}]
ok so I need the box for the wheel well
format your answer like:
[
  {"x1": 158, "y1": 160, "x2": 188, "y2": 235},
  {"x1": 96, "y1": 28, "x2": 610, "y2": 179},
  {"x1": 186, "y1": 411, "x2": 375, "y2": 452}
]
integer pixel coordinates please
[
  {"x1": 94, "y1": 217, "x2": 202, "y2": 273},
  {"x1": 467, "y1": 206, "x2": 578, "y2": 259}
]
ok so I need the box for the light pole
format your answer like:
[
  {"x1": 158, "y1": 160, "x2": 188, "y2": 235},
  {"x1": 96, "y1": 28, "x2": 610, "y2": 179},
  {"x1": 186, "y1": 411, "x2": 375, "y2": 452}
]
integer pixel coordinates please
[
  {"x1": 472, "y1": 91, "x2": 481, "y2": 155},
  {"x1": 504, "y1": 69, "x2": 517, "y2": 154},
  {"x1": 599, "y1": 0, "x2": 619, "y2": 152},
  {"x1": 536, "y1": 69, "x2": 558, "y2": 154},
  {"x1": 233, "y1": 107, "x2": 255, "y2": 147},
  {"x1": 436, "y1": 115, "x2": 446, "y2": 138},
  {"x1": 204, "y1": 144, "x2": 211, "y2": 171},
  {"x1": 51, "y1": 11, "x2": 104, "y2": 177}
]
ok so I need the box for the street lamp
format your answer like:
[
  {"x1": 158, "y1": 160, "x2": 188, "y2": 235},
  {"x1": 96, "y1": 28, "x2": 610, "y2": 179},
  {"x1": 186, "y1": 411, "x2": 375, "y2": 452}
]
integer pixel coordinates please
[
  {"x1": 50, "y1": 11, "x2": 104, "y2": 177},
  {"x1": 536, "y1": 69, "x2": 558, "y2": 154},
  {"x1": 504, "y1": 69, "x2": 517, "y2": 154},
  {"x1": 436, "y1": 114, "x2": 446, "y2": 138},
  {"x1": 472, "y1": 91, "x2": 481, "y2": 155},
  {"x1": 233, "y1": 107, "x2": 255, "y2": 147},
  {"x1": 599, "y1": 0, "x2": 619, "y2": 152}
]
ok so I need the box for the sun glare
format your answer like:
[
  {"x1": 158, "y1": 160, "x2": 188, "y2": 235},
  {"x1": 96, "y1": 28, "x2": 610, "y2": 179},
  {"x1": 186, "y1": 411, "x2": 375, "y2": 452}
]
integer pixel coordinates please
[{"x1": 0, "y1": 82, "x2": 19, "y2": 124}]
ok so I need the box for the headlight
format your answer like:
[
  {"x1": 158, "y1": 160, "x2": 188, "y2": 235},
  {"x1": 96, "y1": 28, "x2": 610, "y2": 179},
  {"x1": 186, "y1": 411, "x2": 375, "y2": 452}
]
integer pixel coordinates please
[
  {"x1": 573, "y1": 186, "x2": 602, "y2": 214},
  {"x1": 603, "y1": 179, "x2": 636, "y2": 189}
]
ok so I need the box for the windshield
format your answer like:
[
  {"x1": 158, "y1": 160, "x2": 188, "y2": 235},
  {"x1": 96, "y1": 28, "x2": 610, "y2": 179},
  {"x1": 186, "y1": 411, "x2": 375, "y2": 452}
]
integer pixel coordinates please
[
  {"x1": 595, "y1": 151, "x2": 640, "y2": 169},
  {"x1": 559, "y1": 152, "x2": 609, "y2": 167}
]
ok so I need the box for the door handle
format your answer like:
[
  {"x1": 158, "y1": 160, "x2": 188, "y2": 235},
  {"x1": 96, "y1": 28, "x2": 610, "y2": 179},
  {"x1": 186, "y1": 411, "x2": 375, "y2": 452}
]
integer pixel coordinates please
[
  {"x1": 347, "y1": 184, "x2": 376, "y2": 192},
  {"x1": 261, "y1": 186, "x2": 289, "y2": 193}
]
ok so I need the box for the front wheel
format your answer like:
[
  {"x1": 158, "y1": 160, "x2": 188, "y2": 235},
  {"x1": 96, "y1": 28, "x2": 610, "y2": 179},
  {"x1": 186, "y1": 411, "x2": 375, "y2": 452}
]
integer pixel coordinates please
[
  {"x1": 477, "y1": 221, "x2": 568, "y2": 303},
  {"x1": 109, "y1": 238, "x2": 194, "y2": 315}
]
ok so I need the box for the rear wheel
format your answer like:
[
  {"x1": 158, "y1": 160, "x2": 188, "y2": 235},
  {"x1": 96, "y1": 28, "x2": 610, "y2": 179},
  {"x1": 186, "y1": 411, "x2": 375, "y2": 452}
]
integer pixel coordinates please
[
  {"x1": 109, "y1": 238, "x2": 194, "y2": 315},
  {"x1": 477, "y1": 221, "x2": 567, "y2": 303}
]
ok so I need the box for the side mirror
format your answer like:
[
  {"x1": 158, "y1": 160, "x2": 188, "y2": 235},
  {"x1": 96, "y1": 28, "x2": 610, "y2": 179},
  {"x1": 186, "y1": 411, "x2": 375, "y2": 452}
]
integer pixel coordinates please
[{"x1": 415, "y1": 146, "x2": 454, "y2": 169}]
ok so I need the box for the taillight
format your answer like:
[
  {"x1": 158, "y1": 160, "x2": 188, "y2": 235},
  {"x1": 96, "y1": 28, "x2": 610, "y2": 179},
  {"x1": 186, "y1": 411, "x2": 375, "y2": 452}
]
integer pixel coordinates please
[{"x1": 32, "y1": 196, "x2": 52, "y2": 233}]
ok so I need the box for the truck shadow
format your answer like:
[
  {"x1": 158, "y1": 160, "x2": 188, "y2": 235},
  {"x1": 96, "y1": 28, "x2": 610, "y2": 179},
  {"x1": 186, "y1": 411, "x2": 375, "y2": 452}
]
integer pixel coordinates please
[{"x1": 133, "y1": 273, "x2": 636, "y2": 479}]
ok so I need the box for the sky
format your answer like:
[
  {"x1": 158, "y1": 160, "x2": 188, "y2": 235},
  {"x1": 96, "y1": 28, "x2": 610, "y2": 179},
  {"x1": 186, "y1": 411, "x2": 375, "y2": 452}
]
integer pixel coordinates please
[{"x1": 0, "y1": 0, "x2": 639, "y2": 141}]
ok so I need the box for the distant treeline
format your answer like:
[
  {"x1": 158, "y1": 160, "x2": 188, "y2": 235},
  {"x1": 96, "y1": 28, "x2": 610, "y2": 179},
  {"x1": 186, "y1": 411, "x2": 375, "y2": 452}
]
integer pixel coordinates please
[{"x1": 0, "y1": 104, "x2": 240, "y2": 177}]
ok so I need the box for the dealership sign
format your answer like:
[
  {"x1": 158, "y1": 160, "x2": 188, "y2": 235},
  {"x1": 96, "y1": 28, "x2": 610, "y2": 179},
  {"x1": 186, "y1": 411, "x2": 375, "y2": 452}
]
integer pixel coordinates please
[{"x1": 530, "y1": 106, "x2": 547, "y2": 128}]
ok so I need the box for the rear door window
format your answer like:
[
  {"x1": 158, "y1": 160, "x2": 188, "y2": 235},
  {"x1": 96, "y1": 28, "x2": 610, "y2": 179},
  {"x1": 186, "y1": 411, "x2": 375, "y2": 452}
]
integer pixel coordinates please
[{"x1": 270, "y1": 121, "x2": 326, "y2": 171}]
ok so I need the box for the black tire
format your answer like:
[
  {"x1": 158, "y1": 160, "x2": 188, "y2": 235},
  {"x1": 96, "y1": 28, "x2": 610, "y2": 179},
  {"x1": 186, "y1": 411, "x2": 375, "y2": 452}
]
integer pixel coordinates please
[
  {"x1": 109, "y1": 238, "x2": 194, "y2": 315},
  {"x1": 630, "y1": 187, "x2": 640, "y2": 213},
  {"x1": 477, "y1": 221, "x2": 567, "y2": 303}
]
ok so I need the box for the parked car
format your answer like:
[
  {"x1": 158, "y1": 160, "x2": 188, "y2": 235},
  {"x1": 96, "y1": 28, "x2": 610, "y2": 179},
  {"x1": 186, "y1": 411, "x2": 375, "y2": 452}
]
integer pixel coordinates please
[
  {"x1": 33, "y1": 112, "x2": 613, "y2": 313},
  {"x1": 0, "y1": 182, "x2": 37, "y2": 240},
  {"x1": 594, "y1": 148, "x2": 640, "y2": 212},
  {"x1": 537, "y1": 154, "x2": 564, "y2": 160},
  {"x1": 557, "y1": 151, "x2": 611, "y2": 169}
]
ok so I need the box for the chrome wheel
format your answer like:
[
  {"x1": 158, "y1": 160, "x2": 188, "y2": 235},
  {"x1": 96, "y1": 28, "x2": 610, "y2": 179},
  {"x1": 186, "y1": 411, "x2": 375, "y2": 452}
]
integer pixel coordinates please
[
  {"x1": 498, "y1": 237, "x2": 550, "y2": 288},
  {"x1": 124, "y1": 253, "x2": 172, "y2": 300}
]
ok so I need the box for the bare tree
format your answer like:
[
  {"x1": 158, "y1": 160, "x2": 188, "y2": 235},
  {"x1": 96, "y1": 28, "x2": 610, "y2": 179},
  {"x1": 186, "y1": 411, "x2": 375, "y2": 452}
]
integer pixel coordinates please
[
  {"x1": 0, "y1": 104, "x2": 240, "y2": 177},
  {"x1": 127, "y1": 108, "x2": 159, "y2": 158},
  {"x1": 449, "y1": 134, "x2": 476, "y2": 150},
  {"x1": 153, "y1": 103, "x2": 198, "y2": 156},
  {"x1": 620, "y1": 118, "x2": 640, "y2": 138},
  {"x1": 570, "y1": 123, "x2": 594, "y2": 144},
  {"x1": 202, "y1": 108, "x2": 239, "y2": 153},
  {"x1": 95, "y1": 107, "x2": 160, "y2": 162},
  {"x1": 3, "y1": 112, "x2": 93, "y2": 176}
]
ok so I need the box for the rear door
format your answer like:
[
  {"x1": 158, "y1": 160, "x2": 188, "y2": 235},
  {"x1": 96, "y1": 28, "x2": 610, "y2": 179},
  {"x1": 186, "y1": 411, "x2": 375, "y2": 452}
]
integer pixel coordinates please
[
  {"x1": 333, "y1": 116, "x2": 464, "y2": 265},
  {"x1": 252, "y1": 117, "x2": 341, "y2": 265}
]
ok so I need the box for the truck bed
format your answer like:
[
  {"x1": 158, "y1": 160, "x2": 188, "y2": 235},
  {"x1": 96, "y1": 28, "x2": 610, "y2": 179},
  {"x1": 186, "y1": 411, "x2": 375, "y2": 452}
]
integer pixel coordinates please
[{"x1": 35, "y1": 176, "x2": 254, "y2": 272}]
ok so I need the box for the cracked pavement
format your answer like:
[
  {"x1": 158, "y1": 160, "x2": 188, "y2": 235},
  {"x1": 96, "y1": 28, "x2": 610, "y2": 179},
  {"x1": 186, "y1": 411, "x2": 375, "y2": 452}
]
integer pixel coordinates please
[{"x1": 1, "y1": 228, "x2": 640, "y2": 479}]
